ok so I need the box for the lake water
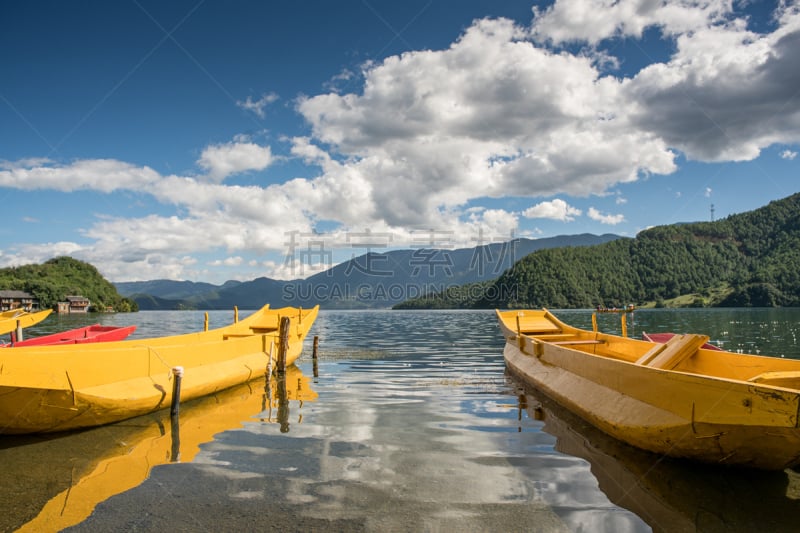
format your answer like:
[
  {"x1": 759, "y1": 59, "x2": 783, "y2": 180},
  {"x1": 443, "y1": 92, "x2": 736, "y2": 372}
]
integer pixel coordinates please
[{"x1": 3, "y1": 308, "x2": 800, "y2": 532}]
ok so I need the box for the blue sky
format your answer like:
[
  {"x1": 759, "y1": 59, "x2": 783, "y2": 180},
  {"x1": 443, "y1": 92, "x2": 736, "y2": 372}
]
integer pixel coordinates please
[{"x1": 1, "y1": 0, "x2": 798, "y2": 284}]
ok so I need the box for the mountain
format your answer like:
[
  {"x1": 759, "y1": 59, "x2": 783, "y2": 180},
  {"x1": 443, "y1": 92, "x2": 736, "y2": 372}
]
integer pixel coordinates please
[
  {"x1": 115, "y1": 279, "x2": 241, "y2": 300},
  {"x1": 398, "y1": 192, "x2": 800, "y2": 309},
  {"x1": 116, "y1": 233, "x2": 620, "y2": 309}
]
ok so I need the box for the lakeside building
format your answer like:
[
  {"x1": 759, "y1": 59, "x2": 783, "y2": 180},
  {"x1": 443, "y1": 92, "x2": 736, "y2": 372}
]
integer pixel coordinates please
[
  {"x1": 56, "y1": 296, "x2": 91, "y2": 314},
  {"x1": 0, "y1": 290, "x2": 38, "y2": 311}
]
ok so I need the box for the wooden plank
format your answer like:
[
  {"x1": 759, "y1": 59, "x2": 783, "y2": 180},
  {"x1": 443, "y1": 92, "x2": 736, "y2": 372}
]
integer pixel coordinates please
[
  {"x1": 748, "y1": 371, "x2": 800, "y2": 389},
  {"x1": 635, "y1": 341, "x2": 668, "y2": 366},
  {"x1": 516, "y1": 316, "x2": 560, "y2": 334},
  {"x1": 550, "y1": 340, "x2": 605, "y2": 346},
  {"x1": 644, "y1": 334, "x2": 709, "y2": 370},
  {"x1": 247, "y1": 315, "x2": 280, "y2": 331}
]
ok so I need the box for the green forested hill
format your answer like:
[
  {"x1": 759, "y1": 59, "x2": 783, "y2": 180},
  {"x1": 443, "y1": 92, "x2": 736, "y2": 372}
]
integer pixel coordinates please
[
  {"x1": 0, "y1": 256, "x2": 138, "y2": 312},
  {"x1": 396, "y1": 192, "x2": 800, "y2": 309}
]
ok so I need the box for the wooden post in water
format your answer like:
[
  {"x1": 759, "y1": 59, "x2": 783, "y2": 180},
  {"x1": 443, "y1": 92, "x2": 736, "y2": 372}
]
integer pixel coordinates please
[
  {"x1": 592, "y1": 313, "x2": 598, "y2": 333},
  {"x1": 277, "y1": 316, "x2": 290, "y2": 375},
  {"x1": 170, "y1": 411, "x2": 181, "y2": 462},
  {"x1": 276, "y1": 372, "x2": 289, "y2": 433},
  {"x1": 170, "y1": 366, "x2": 184, "y2": 417},
  {"x1": 312, "y1": 335, "x2": 319, "y2": 378},
  {"x1": 15, "y1": 320, "x2": 22, "y2": 342},
  {"x1": 267, "y1": 339, "x2": 275, "y2": 376},
  {"x1": 234, "y1": 306, "x2": 239, "y2": 323},
  {"x1": 264, "y1": 339, "x2": 274, "y2": 414},
  {"x1": 204, "y1": 312, "x2": 209, "y2": 332},
  {"x1": 621, "y1": 313, "x2": 627, "y2": 338}
]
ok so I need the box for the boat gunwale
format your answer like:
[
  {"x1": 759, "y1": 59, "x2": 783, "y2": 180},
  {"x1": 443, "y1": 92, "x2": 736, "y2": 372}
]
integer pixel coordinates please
[{"x1": 4, "y1": 305, "x2": 318, "y2": 355}]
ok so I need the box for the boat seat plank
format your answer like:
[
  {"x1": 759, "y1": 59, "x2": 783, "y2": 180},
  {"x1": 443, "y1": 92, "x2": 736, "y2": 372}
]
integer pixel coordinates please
[
  {"x1": 635, "y1": 342, "x2": 668, "y2": 365},
  {"x1": 636, "y1": 334, "x2": 709, "y2": 370},
  {"x1": 550, "y1": 340, "x2": 605, "y2": 346},
  {"x1": 246, "y1": 316, "x2": 280, "y2": 331},
  {"x1": 515, "y1": 316, "x2": 561, "y2": 334}
]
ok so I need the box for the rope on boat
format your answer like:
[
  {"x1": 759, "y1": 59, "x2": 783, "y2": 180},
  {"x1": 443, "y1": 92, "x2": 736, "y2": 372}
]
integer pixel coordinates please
[{"x1": 132, "y1": 344, "x2": 175, "y2": 379}]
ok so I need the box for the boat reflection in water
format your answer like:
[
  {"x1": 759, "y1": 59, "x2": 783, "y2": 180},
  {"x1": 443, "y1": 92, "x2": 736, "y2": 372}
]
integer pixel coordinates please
[
  {"x1": 514, "y1": 380, "x2": 800, "y2": 533},
  {"x1": 2, "y1": 365, "x2": 316, "y2": 533}
]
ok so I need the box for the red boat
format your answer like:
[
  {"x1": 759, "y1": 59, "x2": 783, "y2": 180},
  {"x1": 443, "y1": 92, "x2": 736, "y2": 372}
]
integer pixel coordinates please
[
  {"x1": 642, "y1": 331, "x2": 722, "y2": 351},
  {"x1": 3, "y1": 324, "x2": 136, "y2": 347}
]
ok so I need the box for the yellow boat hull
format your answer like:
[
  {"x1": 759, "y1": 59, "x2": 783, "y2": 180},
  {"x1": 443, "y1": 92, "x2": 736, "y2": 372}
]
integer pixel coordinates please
[
  {"x1": 518, "y1": 387, "x2": 800, "y2": 532},
  {"x1": 0, "y1": 304, "x2": 318, "y2": 434},
  {"x1": 497, "y1": 309, "x2": 800, "y2": 470},
  {"x1": 0, "y1": 308, "x2": 52, "y2": 335},
  {"x1": 14, "y1": 365, "x2": 316, "y2": 533}
]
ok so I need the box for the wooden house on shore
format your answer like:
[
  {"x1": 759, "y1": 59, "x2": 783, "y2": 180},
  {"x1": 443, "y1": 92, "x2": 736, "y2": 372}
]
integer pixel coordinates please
[
  {"x1": 0, "y1": 290, "x2": 38, "y2": 311},
  {"x1": 56, "y1": 295, "x2": 91, "y2": 314}
]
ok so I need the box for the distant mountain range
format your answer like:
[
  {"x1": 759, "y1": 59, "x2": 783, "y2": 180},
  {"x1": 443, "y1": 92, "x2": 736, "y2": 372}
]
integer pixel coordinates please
[{"x1": 115, "y1": 233, "x2": 621, "y2": 310}]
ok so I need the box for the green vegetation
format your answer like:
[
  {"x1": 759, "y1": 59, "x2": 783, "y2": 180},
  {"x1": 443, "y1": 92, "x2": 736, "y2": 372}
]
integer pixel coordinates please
[
  {"x1": 0, "y1": 256, "x2": 138, "y2": 312},
  {"x1": 393, "y1": 281, "x2": 494, "y2": 309},
  {"x1": 395, "y1": 192, "x2": 800, "y2": 309}
]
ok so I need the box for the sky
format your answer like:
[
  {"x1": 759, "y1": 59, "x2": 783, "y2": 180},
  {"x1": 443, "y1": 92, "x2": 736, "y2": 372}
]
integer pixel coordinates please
[{"x1": 1, "y1": 0, "x2": 798, "y2": 284}]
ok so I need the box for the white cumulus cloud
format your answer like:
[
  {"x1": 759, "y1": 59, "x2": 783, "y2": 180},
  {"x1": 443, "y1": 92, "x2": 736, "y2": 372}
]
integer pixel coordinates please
[
  {"x1": 296, "y1": 16, "x2": 677, "y2": 228},
  {"x1": 236, "y1": 93, "x2": 279, "y2": 118},
  {"x1": 0, "y1": 159, "x2": 161, "y2": 192},
  {"x1": 532, "y1": 0, "x2": 734, "y2": 44},
  {"x1": 522, "y1": 199, "x2": 583, "y2": 221},
  {"x1": 588, "y1": 207, "x2": 625, "y2": 225},
  {"x1": 197, "y1": 141, "x2": 273, "y2": 182}
]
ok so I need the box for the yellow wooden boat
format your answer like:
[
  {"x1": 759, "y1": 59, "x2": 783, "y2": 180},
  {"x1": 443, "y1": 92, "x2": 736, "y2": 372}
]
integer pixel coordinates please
[
  {"x1": 496, "y1": 308, "x2": 800, "y2": 470},
  {"x1": 516, "y1": 385, "x2": 800, "y2": 532},
  {"x1": 0, "y1": 308, "x2": 52, "y2": 335},
  {"x1": 0, "y1": 304, "x2": 318, "y2": 434},
  {"x1": 13, "y1": 366, "x2": 316, "y2": 533}
]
